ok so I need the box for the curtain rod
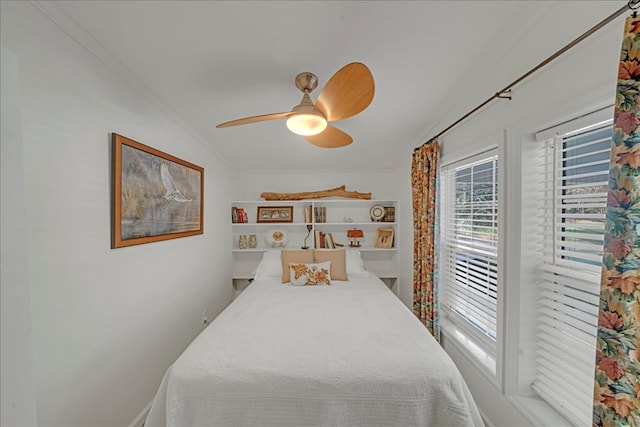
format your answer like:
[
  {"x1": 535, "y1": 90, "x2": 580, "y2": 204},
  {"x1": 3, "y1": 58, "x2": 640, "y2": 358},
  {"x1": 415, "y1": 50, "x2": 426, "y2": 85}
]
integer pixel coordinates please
[{"x1": 420, "y1": 1, "x2": 636, "y2": 148}]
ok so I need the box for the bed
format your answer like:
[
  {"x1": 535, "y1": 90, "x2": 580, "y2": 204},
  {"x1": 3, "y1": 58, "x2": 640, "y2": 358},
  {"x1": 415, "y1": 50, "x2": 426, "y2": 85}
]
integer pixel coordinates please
[{"x1": 145, "y1": 249, "x2": 483, "y2": 426}]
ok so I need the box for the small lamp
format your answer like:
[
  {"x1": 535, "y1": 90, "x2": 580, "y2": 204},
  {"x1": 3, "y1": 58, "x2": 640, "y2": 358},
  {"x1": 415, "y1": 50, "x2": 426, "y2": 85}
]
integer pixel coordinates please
[
  {"x1": 347, "y1": 229, "x2": 364, "y2": 248},
  {"x1": 301, "y1": 224, "x2": 313, "y2": 249}
]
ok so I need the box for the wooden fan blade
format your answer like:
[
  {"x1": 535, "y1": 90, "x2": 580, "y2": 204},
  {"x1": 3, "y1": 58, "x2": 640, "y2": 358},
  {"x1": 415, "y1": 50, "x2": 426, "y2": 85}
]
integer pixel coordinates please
[
  {"x1": 303, "y1": 125, "x2": 352, "y2": 148},
  {"x1": 216, "y1": 112, "x2": 292, "y2": 128},
  {"x1": 316, "y1": 62, "x2": 374, "y2": 122}
]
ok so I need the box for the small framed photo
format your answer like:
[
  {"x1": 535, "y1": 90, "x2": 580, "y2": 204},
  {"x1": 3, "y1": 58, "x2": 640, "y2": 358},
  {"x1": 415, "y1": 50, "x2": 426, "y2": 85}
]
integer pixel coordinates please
[
  {"x1": 374, "y1": 228, "x2": 394, "y2": 249},
  {"x1": 257, "y1": 206, "x2": 294, "y2": 223}
]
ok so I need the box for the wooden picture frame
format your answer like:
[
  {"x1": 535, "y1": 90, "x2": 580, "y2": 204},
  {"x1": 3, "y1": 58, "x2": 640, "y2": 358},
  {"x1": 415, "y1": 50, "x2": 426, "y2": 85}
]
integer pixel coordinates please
[
  {"x1": 374, "y1": 228, "x2": 394, "y2": 249},
  {"x1": 112, "y1": 133, "x2": 204, "y2": 248},
  {"x1": 256, "y1": 206, "x2": 294, "y2": 223}
]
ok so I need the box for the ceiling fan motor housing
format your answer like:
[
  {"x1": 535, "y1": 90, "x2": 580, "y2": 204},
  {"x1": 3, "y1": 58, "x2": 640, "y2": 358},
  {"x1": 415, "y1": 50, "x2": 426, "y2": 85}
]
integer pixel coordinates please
[
  {"x1": 295, "y1": 72, "x2": 319, "y2": 93},
  {"x1": 292, "y1": 93, "x2": 320, "y2": 112}
]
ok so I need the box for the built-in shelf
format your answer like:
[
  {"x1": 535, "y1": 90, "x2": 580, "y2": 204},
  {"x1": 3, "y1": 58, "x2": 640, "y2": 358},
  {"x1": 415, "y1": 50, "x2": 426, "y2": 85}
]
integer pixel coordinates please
[
  {"x1": 232, "y1": 247, "x2": 396, "y2": 253},
  {"x1": 231, "y1": 199, "x2": 399, "y2": 295}
]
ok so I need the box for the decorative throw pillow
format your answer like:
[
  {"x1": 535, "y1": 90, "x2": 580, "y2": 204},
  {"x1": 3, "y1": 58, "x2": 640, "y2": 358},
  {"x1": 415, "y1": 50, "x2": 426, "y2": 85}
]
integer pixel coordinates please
[
  {"x1": 346, "y1": 249, "x2": 370, "y2": 278},
  {"x1": 281, "y1": 250, "x2": 314, "y2": 283},
  {"x1": 313, "y1": 249, "x2": 348, "y2": 281},
  {"x1": 253, "y1": 250, "x2": 283, "y2": 280},
  {"x1": 289, "y1": 261, "x2": 332, "y2": 286}
]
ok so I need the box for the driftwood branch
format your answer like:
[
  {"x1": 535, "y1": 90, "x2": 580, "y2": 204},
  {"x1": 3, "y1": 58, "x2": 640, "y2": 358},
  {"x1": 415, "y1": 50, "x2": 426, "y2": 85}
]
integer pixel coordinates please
[{"x1": 260, "y1": 185, "x2": 372, "y2": 201}]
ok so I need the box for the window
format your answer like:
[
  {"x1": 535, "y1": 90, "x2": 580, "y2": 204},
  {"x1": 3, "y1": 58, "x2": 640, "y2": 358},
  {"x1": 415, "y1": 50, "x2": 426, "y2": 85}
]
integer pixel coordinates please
[
  {"x1": 532, "y1": 120, "x2": 612, "y2": 426},
  {"x1": 440, "y1": 152, "x2": 499, "y2": 357}
]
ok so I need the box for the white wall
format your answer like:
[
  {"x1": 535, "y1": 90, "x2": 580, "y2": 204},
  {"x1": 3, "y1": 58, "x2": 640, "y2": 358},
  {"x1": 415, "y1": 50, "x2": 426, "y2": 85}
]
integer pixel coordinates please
[
  {"x1": 1, "y1": 46, "x2": 39, "y2": 427},
  {"x1": 234, "y1": 169, "x2": 402, "y2": 202},
  {"x1": 0, "y1": 2, "x2": 235, "y2": 426},
  {"x1": 235, "y1": 169, "x2": 415, "y2": 305}
]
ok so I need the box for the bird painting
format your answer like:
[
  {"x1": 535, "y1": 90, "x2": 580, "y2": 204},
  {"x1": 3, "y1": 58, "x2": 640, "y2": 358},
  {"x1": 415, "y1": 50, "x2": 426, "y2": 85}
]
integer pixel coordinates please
[{"x1": 160, "y1": 163, "x2": 192, "y2": 212}]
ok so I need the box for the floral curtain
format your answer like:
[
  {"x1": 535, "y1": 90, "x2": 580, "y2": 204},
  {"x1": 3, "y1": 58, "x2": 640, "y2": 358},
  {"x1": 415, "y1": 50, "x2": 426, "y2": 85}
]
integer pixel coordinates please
[
  {"x1": 593, "y1": 14, "x2": 640, "y2": 427},
  {"x1": 411, "y1": 139, "x2": 440, "y2": 338}
]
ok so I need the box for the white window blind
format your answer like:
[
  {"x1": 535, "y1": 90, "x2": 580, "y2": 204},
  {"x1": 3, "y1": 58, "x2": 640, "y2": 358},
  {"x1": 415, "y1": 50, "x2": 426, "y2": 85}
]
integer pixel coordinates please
[
  {"x1": 532, "y1": 120, "x2": 612, "y2": 427},
  {"x1": 440, "y1": 154, "x2": 499, "y2": 350}
]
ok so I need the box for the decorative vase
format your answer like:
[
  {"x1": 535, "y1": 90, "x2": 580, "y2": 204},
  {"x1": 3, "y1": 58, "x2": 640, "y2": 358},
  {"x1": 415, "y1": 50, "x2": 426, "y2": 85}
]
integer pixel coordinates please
[
  {"x1": 238, "y1": 235, "x2": 248, "y2": 249},
  {"x1": 249, "y1": 234, "x2": 257, "y2": 248}
]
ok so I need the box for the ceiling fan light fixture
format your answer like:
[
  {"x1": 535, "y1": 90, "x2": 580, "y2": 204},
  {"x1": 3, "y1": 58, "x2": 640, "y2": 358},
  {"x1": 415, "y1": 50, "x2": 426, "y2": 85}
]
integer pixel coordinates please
[
  {"x1": 286, "y1": 112, "x2": 327, "y2": 136},
  {"x1": 215, "y1": 63, "x2": 373, "y2": 147}
]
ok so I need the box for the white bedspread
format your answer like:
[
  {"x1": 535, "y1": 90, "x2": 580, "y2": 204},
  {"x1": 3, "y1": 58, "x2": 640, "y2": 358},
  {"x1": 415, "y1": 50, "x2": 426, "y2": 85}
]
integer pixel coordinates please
[{"x1": 145, "y1": 276, "x2": 484, "y2": 426}]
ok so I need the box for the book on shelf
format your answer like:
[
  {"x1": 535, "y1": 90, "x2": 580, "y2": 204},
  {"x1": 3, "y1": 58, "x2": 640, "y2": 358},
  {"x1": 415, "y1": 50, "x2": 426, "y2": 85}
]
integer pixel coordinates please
[
  {"x1": 231, "y1": 207, "x2": 248, "y2": 223},
  {"x1": 313, "y1": 206, "x2": 326, "y2": 223},
  {"x1": 304, "y1": 205, "x2": 312, "y2": 224},
  {"x1": 314, "y1": 231, "x2": 335, "y2": 249},
  {"x1": 383, "y1": 206, "x2": 396, "y2": 222},
  {"x1": 235, "y1": 207, "x2": 247, "y2": 223},
  {"x1": 326, "y1": 233, "x2": 335, "y2": 249}
]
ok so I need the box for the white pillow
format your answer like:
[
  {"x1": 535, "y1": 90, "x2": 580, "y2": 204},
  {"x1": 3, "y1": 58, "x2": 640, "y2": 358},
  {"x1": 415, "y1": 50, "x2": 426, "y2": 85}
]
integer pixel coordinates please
[
  {"x1": 289, "y1": 261, "x2": 332, "y2": 286},
  {"x1": 253, "y1": 250, "x2": 282, "y2": 280},
  {"x1": 345, "y1": 249, "x2": 370, "y2": 278}
]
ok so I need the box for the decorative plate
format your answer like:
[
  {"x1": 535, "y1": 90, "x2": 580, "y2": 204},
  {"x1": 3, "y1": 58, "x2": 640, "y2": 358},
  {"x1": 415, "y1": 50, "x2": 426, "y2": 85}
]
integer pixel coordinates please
[
  {"x1": 266, "y1": 229, "x2": 289, "y2": 247},
  {"x1": 370, "y1": 205, "x2": 385, "y2": 222}
]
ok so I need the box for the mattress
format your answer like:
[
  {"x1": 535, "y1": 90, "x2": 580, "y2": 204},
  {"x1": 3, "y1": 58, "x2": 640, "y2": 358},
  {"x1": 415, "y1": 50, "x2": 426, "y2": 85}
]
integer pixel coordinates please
[{"x1": 145, "y1": 276, "x2": 484, "y2": 426}]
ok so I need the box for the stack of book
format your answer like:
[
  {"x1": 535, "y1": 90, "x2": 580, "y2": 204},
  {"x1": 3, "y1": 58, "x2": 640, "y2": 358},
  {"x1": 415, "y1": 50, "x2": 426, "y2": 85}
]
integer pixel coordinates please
[
  {"x1": 231, "y1": 207, "x2": 248, "y2": 223},
  {"x1": 314, "y1": 230, "x2": 336, "y2": 249},
  {"x1": 313, "y1": 206, "x2": 327, "y2": 223},
  {"x1": 383, "y1": 206, "x2": 396, "y2": 222}
]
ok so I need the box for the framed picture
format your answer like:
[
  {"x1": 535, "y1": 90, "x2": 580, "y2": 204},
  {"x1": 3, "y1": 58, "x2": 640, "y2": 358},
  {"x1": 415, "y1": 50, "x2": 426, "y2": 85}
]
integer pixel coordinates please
[
  {"x1": 374, "y1": 228, "x2": 394, "y2": 249},
  {"x1": 112, "y1": 133, "x2": 204, "y2": 248},
  {"x1": 257, "y1": 206, "x2": 294, "y2": 223}
]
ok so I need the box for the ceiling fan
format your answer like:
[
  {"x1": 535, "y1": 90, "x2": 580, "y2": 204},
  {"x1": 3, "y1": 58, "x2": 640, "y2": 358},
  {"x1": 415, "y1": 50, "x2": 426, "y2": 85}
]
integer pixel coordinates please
[{"x1": 216, "y1": 62, "x2": 374, "y2": 148}]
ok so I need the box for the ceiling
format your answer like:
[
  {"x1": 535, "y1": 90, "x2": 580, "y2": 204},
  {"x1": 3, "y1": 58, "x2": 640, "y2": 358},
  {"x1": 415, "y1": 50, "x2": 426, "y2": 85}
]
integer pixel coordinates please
[{"x1": 50, "y1": 0, "x2": 623, "y2": 172}]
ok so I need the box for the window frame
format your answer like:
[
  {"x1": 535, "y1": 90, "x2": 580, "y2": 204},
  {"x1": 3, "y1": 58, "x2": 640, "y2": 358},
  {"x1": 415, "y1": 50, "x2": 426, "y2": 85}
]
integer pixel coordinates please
[{"x1": 439, "y1": 147, "x2": 503, "y2": 385}]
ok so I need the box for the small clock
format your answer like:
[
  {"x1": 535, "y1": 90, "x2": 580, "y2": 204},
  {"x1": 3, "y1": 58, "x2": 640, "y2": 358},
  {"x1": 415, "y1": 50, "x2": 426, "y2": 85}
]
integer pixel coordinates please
[{"x1": 370, "y1": 205, "x2": 385, "y2": 222}]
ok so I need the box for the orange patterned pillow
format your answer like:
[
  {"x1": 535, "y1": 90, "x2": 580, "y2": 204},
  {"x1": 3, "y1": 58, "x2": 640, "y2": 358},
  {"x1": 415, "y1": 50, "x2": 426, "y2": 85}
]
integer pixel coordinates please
[{"x1": 289, "y1": 262, "x2": 332, "y2": 286}]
